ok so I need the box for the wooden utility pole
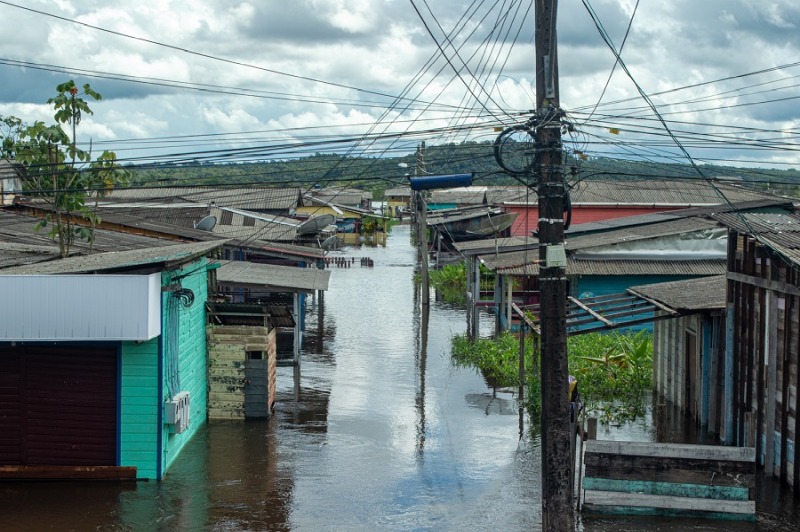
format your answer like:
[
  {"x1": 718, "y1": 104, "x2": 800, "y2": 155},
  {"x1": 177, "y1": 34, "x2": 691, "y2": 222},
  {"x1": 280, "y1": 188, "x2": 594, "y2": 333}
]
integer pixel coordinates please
[
  {"x1": 415, "y1": 142, "x2": 430, "y2": 307},
  {"x1": 535, "y1": 0, "x2": 573, "y2": 529}
]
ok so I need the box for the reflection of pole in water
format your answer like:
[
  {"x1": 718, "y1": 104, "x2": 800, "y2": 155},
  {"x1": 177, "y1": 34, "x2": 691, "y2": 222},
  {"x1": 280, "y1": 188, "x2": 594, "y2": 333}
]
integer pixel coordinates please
[
  {"x1": 293, "y1": 364, "x2": 301, "y2": 404},
  {"x1": 413, "y1": 274, "x2": 429, "y2": 458},
  {"x1": 518, "y1": 322, "x2": 526, "y2": 440}
]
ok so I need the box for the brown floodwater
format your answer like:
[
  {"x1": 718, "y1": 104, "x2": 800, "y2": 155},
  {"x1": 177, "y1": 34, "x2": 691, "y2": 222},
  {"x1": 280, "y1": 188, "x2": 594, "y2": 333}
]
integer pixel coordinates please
[{"x1": 1, "y1": 225, "x2": 798, "y2": 531}]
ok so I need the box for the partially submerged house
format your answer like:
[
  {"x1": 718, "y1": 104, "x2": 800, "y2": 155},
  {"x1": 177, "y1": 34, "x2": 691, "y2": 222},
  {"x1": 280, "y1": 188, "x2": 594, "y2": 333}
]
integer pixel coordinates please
[
  {"x1": 213, "y1": 259, "x2": 331, "y2": 364},
  {"x1": 464, "y1": 197, "x2": 795, "y2": 333},
  {"x1": 478, "y1": 216, "x2": 727, "y2": 332},
  {"x1": 0, "y1": 240, "x2": 224, "y2": 480},
  {"x1": 717, "y1": 212, "x2": 800, "y2": 489},
  {"x1": 383, "y1": 187, "x2": 412, "y2": 214}
]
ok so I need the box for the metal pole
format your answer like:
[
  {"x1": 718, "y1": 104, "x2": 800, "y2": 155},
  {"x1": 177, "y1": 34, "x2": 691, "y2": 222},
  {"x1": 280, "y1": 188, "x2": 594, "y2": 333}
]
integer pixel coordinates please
[{"x1": 535, "y1": 0, "x2": 573, "y2": 529}]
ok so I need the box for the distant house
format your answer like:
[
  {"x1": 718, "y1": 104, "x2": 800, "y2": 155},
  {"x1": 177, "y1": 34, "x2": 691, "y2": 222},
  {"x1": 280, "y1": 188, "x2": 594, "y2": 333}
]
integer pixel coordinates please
[
  {"x1": 0, "y1": 158, "x2": 26, "y2": 206},
  {"x1": 466, "y1": 198, "x2": 794, "y2": 333},
  {"x1": 428, "y1": 186, "x2": 487, "y2": 210},
  {"x1": 479, "y1": 216, "x2": 727, "y2": 332},
  {"x1": 307, "y1": 187, "x2": 373, "y2": 212},
  {"x1": 384, "y1": 187, "x2": 412, "y2": 213},
  {"x1": 492, "y1": 178, "x2": 786, "y2": 237},
  {"x1": 0, "y1": 240, "x2": 224, "y2": 480}
]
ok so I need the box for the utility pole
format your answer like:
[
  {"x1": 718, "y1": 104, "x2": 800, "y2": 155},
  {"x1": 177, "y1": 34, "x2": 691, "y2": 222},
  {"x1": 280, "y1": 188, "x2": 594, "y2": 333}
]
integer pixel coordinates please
[
  {"x1": 415, "y1": 142, "x2": 430, "y2": 307},
  {"x1": 535, "y1": 0, "x2": 573, "y2": 529}
]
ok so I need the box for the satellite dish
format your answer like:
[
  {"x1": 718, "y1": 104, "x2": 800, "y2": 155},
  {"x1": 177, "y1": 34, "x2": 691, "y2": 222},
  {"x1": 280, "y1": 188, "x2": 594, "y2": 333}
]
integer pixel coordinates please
[
  {"x1": 194, "y1": 215, "x2": 217, "y2": 231},
  {"x1": 320, "y1": 235, "x2": 338, "y2": 251},
  {"x1": 297, "y1": 214, "x2": 336, "y2": 235}
]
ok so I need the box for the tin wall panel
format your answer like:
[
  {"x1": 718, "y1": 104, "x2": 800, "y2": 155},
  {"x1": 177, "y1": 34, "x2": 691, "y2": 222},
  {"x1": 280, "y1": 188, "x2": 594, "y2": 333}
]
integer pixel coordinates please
[{"x1": 0, "y1": 273, "x2": 161, "y2": 341}]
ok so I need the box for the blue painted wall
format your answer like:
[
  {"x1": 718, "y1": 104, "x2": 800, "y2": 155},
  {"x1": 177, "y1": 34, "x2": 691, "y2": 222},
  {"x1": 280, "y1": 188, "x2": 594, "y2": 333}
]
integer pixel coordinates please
[
  {"x1": 119, "y1": 339, "x2": 159, "y2": 479},
  {"x1": 574, "y1": 275, "x2": 699, "y2": 332},
  {"x1": 160, "y1": 257, "x2": 210, "y2": 478}
]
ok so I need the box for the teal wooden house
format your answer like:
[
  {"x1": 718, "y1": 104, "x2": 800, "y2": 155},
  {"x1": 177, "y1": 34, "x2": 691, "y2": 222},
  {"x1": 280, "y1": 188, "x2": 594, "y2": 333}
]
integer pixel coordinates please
[{"x1": 0, "y1": 240, "x2": 224, "y2": 480}]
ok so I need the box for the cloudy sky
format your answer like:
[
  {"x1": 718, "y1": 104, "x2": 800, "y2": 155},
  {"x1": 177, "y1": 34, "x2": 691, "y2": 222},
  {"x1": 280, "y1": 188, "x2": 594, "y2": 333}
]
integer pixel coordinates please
[{"x1": 0, "y1": 0, "x2": 799, "y2": 172}]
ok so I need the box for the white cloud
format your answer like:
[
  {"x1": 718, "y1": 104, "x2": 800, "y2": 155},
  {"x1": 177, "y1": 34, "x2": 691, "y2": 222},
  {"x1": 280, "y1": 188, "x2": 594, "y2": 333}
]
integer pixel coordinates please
[{"x1": 0, "y1": 0, "x2": 798, "y2": 167}]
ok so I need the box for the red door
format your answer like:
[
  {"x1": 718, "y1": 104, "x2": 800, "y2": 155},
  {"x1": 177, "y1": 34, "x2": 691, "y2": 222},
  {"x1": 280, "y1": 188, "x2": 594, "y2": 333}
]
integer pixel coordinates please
[{"x1": 0, "y1": 345, "x2": 118, "y2": 466}]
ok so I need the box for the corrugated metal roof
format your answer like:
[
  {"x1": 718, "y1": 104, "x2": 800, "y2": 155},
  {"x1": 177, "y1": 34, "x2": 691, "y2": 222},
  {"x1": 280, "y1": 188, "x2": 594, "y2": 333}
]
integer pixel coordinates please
[
  {"x1": 384, "y1": 187, "x2": 412, "y2": 197},
  {"x1": 429, "y1": 187, "x2": 487, "y2": 205},
  {"x1": 486, "y1": 186, "x2": 532, "y2": 205},
  {"x1": 566, "y1": 217, "x2": 720, "y2": 251},
  {"x1": 714, "y1": 212, "x2": 800, "y2": 239},
  {"x1": 454, "y1": 235, "x2": 538, "y2": 256},
  {"x1": 498, "y1": 179, "x2": 780, "y2": 206},
  {"x1": 214, "y1": 260, "x2": 330, "y2": 292},
  {"x1": 480, "y1": 217, "x2": 720, "y2": 269},
  {"x1": 0, "y1": 242, "x2": 61, "y2": 269},
  {"x1": 0, "y1": 210, "x2": 191, "y2": 257},
  {"x1": 494, "y1": 258, "x2": 725, "y2": 277},
  {"x1": 0, "y1": 240, "x2": 225, "y2": 274},
  {"x1": 427, "y1": 205, "x2": 504, "y2": 225},
  {"x1": 714, "y1": 212, "x2": 800, "y2": 266},
  {"x1": 105, "y1": 186, "x2": 302, "y2": 211},
  {"x1": 629, "y1": 275, "x2": 726, "y2": 311}
]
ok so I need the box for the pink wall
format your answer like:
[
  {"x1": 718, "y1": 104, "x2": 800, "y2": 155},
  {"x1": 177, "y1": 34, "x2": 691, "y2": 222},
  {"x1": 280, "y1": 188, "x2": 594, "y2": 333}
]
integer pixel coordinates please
[{"x1": 506, "y1": 205, "x2": 684, "y2": 237}]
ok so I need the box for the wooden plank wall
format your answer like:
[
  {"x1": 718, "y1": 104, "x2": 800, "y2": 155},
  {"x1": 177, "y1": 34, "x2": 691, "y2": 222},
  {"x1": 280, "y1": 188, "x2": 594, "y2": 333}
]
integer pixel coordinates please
[
  {"x1": 207, "y1": 325, "x2": 273, "y2": 420},
  {"x1": 729, "y1": 232, "x2": 799, "y2": 491},
  {"x1": 582, "y1": 440, "x2": 756, "y2": 520}
]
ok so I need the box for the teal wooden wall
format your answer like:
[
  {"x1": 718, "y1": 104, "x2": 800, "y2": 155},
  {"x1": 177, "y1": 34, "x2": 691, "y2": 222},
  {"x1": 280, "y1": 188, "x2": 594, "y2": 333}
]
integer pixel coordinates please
[
  {"x1": 574, "y1": 275, "x2": 698, "y2": 332},
  {"x1": 161, "y1": 258, "x2": 210, "y2": 475},
  {"x1": 119, "y1": 339, "x2": 159, "y2": 479}
]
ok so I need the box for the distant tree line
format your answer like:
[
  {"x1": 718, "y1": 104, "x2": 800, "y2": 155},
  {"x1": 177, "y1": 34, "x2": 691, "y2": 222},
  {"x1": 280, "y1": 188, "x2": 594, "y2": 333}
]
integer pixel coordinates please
[{"x1": 125, "y1": 141, "x2": 800, "y2": 200}]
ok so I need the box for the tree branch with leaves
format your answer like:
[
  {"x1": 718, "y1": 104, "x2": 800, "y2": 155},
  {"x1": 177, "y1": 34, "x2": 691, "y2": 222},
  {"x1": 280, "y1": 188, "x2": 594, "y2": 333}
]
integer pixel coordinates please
[{"x1": 3, "y1": 81, "x2": 130, "y2": 257}]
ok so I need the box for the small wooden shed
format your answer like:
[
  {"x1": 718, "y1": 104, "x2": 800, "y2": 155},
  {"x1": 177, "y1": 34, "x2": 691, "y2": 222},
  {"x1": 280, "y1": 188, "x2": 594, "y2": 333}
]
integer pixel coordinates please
[{"x1": 207, "y1": 303, "x2": 280, "y2": 420}]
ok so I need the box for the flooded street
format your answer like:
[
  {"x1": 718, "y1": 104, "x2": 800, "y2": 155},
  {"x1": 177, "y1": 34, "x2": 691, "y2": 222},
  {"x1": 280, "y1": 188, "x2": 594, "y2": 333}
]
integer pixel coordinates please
[{"x1": 2, "y1": 225, "x2": 800, "y2": 530}]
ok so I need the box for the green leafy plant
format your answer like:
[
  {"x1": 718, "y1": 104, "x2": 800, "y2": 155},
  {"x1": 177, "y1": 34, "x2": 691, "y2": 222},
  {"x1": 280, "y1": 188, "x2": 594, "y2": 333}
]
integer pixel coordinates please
[
  {"x1": 450, "y1": 330, "x2": 653, "y2": 424},
  {"x1": 3, "y1": 81, "x2": 130, "y2": 256}
]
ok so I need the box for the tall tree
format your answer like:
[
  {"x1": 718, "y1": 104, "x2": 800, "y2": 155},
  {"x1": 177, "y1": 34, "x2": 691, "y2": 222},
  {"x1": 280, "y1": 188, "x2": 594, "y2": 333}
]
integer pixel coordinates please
[{"x1": 8, "y1": 81, "x2": 130, "y2": 257}]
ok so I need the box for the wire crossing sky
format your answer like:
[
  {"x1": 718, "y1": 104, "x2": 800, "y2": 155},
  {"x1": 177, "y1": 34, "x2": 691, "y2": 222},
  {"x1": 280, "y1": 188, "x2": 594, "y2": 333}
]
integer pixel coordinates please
[{"x1": 0, "y1": 0, "x2": 798, "y2": 174}]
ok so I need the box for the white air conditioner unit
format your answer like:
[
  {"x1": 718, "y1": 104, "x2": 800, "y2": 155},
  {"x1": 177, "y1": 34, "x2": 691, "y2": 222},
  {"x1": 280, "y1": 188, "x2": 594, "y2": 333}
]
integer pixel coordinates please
[{"x1": 165, "y1": 391, "x2": 191, "y2": 434}]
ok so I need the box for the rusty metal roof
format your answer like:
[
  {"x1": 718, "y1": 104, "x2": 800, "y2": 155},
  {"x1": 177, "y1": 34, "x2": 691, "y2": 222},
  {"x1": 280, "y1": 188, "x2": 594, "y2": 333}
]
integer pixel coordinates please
[
  {"x1": 628, "y1": 275, "x2": 726, "y2": 312},
  {"x1": 214, "y1": 260, "x2": 330, "y2": 292}
]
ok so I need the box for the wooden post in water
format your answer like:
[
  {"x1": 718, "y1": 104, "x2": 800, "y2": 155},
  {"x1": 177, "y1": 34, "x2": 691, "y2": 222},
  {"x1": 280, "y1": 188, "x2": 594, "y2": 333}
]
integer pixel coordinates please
[{"x1": 586, "y1": 417, "x2": 598, "y2": 441}]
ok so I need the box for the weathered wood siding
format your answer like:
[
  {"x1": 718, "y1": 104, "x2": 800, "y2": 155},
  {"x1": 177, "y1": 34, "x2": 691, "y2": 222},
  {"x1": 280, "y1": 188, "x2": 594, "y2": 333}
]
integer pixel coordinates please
[
  {"x1": 207, "y1": 325, "x2": 275, "y2": 420},
  {"x1": 582, "y1": 440, "x2": 756, "y2": 519},
  {"x1": 728, "y1": 232, "x2": 799, "y2": 490},
  {"x1": 653, "y1": 312, "x2": 728, "y2": 443}
]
